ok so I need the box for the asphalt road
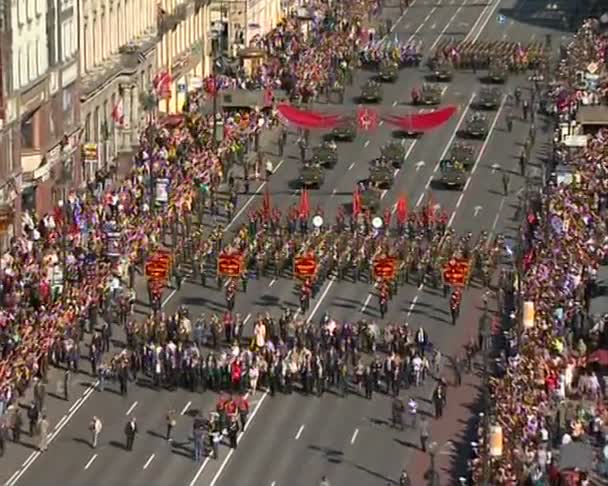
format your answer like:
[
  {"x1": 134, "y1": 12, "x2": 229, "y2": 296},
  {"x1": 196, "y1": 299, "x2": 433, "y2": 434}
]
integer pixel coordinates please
[{"x1": 1, "y1": 0, "x2": 566, "y2": 484}]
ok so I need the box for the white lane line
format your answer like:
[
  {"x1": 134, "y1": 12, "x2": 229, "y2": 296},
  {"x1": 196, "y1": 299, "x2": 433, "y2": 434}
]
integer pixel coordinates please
[
  {"x1": 348, "y1": 162, "x2": 355, "y2": 170},
  {"x1": 53, "y1": 415, "x2": 69, "y2": 432},
  {"x1": 269, "y1": 279, "x2": 276, "y2": 287},
  {"x1": 143, "y1": 453, "x2": 155, "y2": 470},
  {"x1": 379, "y1": 120, "x2": 384, "y2": 126},
  {"x1": 5, "y1": 471, "x2": 20, "y2": 486},
  {"x1": 205, "y1": 391, "x2": 269, "y2": 486},
  {"x1": 271, "y1": 482, "x2": 277, "y2": 486},
  {"x1": 491, "y1": 197, "x2": 506, "y2": 232},
  {"x1": 392, "y1": 101, "x2": 398, "y2": 107},
  {"x1": 181, "y1": 401, "x2": 192, "y2": 415},
  {"x1": 243, "y1": 313, "x2": 252, "y2": 325},
  {"x1": 456, "y1": 194, "x2": 464, "y2": 208},
  {"x1": 415, "y1": 193, "x2": 425, "y2": 208},
  {"x1": 364, "y1": 140, "x2": 370, "y2": 148},
  {"x1": 331, "y1": 189, "x2": 337, "y2": 197},
  {"x1": 470, "y1": 0, "x2": 502, "y2": 43},
  {"x1": 381, "y1": 190, "x2": 388, "y2": 200},
  {"x1": 125, "y1": 401, "x2": 138, "y2": 416},
  {"x1": 68, "y1": 398, "x2": 82, "y2": 414},
  {"x1": 225, "y1": 159, "x2": 284, "y2": 232},
  {"x1": 295, "y1": 425, "x2": 305, "y2": 440},
  {"x1": 430, "y1": 23, "x2": 437, "y2": 29},
  {"x1": 84, "y1": 454, "x2": 98, "y2": 470},
  {"x1": 429, "y1": 0, "x2": 466, "y2": 51},
  {"x1": 361, "y1": 294, "x2": 372, "y2": 313},
  {"x1": 463, "y1": 0, "x2": 493, "y2": 42},
  {"x1": 306, "y1": 280, "x2": 334, "y2": 324},
  {"x1": 393, "y1": 169, "x2": 400, "y2": 177},
  {"x1": 351, "y1": 428, "x2": 359, "y2": 444}
]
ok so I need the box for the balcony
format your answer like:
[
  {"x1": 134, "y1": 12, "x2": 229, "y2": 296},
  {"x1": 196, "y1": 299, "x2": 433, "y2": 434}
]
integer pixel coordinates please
[
  {"x1": 158, "y1": 12, "x2": 180, "y2": 36},
  {"x1": 21, "y1": 148, "x2": 42, "y2": 175}
]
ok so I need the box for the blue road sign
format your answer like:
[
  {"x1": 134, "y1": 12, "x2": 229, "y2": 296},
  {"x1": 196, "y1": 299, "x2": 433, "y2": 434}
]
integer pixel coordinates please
[{"x1": 497, "y1": 14, "x2": 506, "y2": 24}]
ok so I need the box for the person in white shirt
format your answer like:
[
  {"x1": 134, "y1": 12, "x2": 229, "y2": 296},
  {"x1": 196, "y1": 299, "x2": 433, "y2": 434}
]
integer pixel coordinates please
[{"x1": 90, "y1": 416, "x2": 102, "y2": 448}]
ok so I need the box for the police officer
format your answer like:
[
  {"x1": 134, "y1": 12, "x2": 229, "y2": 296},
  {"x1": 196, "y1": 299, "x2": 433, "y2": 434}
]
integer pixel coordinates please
[
  {"x1": 228, "y1": 418, "x2": 238, "y2": 449},
  {"x1": 502, "y1": 172, "x2": 510, "y2": 196}
]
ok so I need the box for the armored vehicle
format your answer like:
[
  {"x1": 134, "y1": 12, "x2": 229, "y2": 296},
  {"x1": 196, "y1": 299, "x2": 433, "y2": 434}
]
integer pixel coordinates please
[
  {"x1": 464, "y1": 112, "x2": 489, "y2": 139},
  {"x1": 381, "y1": 142, "x2": 407, "y2": 168},
  {"x1": 412, "y1": 83, "x2": 443, "y2": 105},
  {"x1": 379, "y1": 60, "x2": 399, "y2": 82},
  {"x1": 360, "y1": 187, "x2": 381, "y2": 213},
  {"x1": 449, "y1": 142, "x2": 475, "y2": 168},
  {"x1": 311, "y1": 142, "x2": 338, "y2": 168},
  {"x1": 432, "y1": 58, "x2": 454, "y2": 81},
  {"x1": 487, "y1": 61, "x2": 508, "y2": 83},
  {"x1": 299, "y1": 163, "x2": 324, "y2": 189},
  {"x1": 439, "y1": 159, "x2": 466, "y2": 189},
  {"x1": 360, "y1": 80, "x2": 383, "y2": 102},
  {"x1": 331, "y1": 119, "x2": 357, "y2": 141},
  {"x1": 369, "y1": 160, "x2": 394, "y2": 188},
  {"x1": 477, "y1": 87, "x2": 501, "y2": 109}
]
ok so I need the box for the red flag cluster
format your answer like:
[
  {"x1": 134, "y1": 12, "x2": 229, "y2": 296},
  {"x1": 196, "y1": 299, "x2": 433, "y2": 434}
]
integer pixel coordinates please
[
  {"x1": 357, "y1": 107, "x2": 379, "y2": 131},
  {"x1": 299, "y1": 189, "x2": 310, "y2": 219}
]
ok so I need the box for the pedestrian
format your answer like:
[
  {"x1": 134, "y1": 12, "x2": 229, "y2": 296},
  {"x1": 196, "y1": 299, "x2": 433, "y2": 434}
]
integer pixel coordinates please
[
  {"x1": 124, "y1": 416, "x2": 138, "y2": 451},
  {"x1": 89, "y1": 416, "x2": 102, "y2": 448},
  {"x1": 419, "y1": 416, "x2": 430, "y2": 452},
  {"x1": 228, "y1": 418, "x2": 238, "y2": 449},
  {"x1": 27, "y1": 402, "x2": 39, "y2": 437},
  {"x1": 38, "y1": 415, "x2": 49, "y2": 452},
  {"x1": 192, "y1": 417, "x2": 204, "y2": 462},
  {"x1": 10, "y1": 408, "x2": 22, "y2": 443},
  {"x1": 433, "y1": 384, "x2": 444, "y2": 418},
  {"x1": 166, "y1": 409, "x2": 177, "y2": 442},
  {"x1": 0, "y1": 422, "x2": 7, "y2": 457},
  {"x1": 63, "y1": 369, "x2": 71, "y2": 401},
  {"x1": 407, "y1": 397, "x2": 418, "y2": 428}
]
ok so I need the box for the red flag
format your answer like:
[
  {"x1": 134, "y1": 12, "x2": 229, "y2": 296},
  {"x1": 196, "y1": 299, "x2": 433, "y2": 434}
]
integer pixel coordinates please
[
  {"x1": 263, "y1": 184, "x2": 271, "y2": 220},
  {"x1": 357, "y1": 107, "x2": 379, "y2": 131},
  {"x1": 299, "y1": 189, "x2": 310, "y2": 219},
  {"x1": 397, "y1": 195, "x2": 408, "y2": 224},
  {"x1": 352, "y1": 187, "x2": 362, "y2": 216}
]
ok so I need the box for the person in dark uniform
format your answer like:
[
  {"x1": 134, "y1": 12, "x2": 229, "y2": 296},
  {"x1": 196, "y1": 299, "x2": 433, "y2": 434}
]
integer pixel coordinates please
[
  {"x1": 392, "y1": 397, "x2": 404, "y2": 430},
  {"x1": 125, "y1": 416, "x2": 138, "y2": 450},
  {"x1": 228, "y1": 418, "x2": 238, "y2": 449}
]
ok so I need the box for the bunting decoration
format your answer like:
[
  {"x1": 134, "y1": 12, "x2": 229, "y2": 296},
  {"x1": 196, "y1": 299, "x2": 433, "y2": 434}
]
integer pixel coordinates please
[
  {"x1": 383, "y1": 105, "x2": 457, "y2": 133},
  {"x1": 277, "y1": 103, "x2": 344, "y2": 130}
]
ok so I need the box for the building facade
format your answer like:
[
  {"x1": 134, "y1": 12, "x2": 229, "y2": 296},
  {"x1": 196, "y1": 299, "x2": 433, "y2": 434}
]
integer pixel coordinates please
[
  {"x1": 156, "y1": 0, "x2": 212, "y2": 114},
  {"x1": 78, "y1": 0, "x2": 157, "y2": 180}
]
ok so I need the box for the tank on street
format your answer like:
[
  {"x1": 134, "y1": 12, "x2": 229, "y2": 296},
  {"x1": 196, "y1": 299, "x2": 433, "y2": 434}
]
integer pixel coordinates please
[
  {"x1": 432, "y1": 59, "x2": 453, "y2": 81},
  {"x1": 311, "y1": 142, "x2": 338, "y2": 168},
  {"x1": 487, "y1": 61, "x2": 508, "y2": 83},
  {"x1": 413, "y1": 83, "x2": 443, "y2": 105},
  {"x1": 360, "y1": 80, "x2": 383, "y2": 102},
  {"x1": 369, "y1": 160, "x2": 394, "y2": 188},
  {"x1": 381, "y1": 142, "x2": 407, "y2": 168},
  {"x1": 464, "y1": 112, "x2": 489, "y2": 138},
  {"x1": 299, "y1": 163, "x2": 325, "y2": 189},
  {"x1": 361, "y1": 187, "x2": 381, "y2": 212},
  {"x1": 477, "y1": 86, "x2": 502, "y2": 109},
  {"x1": 439, "y1": 159, "x2": 466, "y2": 189},
  {"x1": 449, "y1": 141, "x2": 475, "y2": 168},
  {"x1": 379, "y1": 60, "x2": 399, "y2": 82},
  {"x1": 331, "y1": 118, "x2": 357, "y2": 141}
]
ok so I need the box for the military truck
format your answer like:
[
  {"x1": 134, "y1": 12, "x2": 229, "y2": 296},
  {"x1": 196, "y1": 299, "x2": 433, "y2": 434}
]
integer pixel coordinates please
[
  {"x1": 311, "y1": 142, "x2": 338, "y2": 168},
  {"x1": 449, "y1": 142, "x2": 475, "y2": 168},
  {"x1": 487, "y1": 61, "x2": 508, "y2": 83},
  {"x1": 412, "y1": 83, "x2": 443, "y2": 105},
  {"x1": 439, "y1": 159, "x2": 466, "y2": 189},
  {"x1": 360, "y1": 80, "x2": 383, "y2": 102},
  {"x1": 331, "y1": 119, "x2": 357, "y2": 141},
  {"x1": 369, "y1": 160, "x2": 394, "y2": 188},
  {"x1": 432, "y1": 59, "x2": 454, "y2": 81},
  {"x1": 464, "y1": 112, "x2": 489, "y2": 139},
  {"x1": 381, "y1": 142, "x2": 407, "y2": 168},
  {"x1": 299, "y1": 163, "x2": 324, "y2": 189},
  {"x1": 477, "y1": 87, "x2": 501, "y2": 110},
  {"x1": 360, "y1": 187, "x2": 381, "y2": 213},
  {"x1": 379, "y1": 60, "x2": 399, "y2": 82}
]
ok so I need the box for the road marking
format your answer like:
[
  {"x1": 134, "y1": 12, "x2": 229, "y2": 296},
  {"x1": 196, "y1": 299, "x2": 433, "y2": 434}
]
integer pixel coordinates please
[
  {"x1": 381, "y1": 190, "x2": 388, "y2": 200},
  {"x1": 456, "y1": 194, "x2": 464, "y2": 208},
  {"x1": 351, "y1": 428, "x2": 359, "y2": 444},
  {"x1": 225, "y1": 159, "x2": 285, "y2": 232},
  {"x1": 393, "y1": 169, "x2": 400, "y2": 177},
  {"x1": 392, "y1": 101, "x2": 398, "y2": 107},
  {"x1": 429, "y1": 0, "x2": 467, "y2": 51},
  {"x1": 331, "y1": 189, "x2": 337, "y2": 197},
  {"x1": 379, "y1": 120, "x2": 384, "y2": 126},
  {"x1": 68, "y1": 398, "x2": 82, "y2": 413},
  {"x1": 84, "y1": 454, "x2": 98, "y2": 470},
  {"x1": 469, "y1": 0, "x2": 502, "y2": 43},
  {"x1": 53, "y1": 415, "x2": 69, "y2": 432},
  {"x1": 306, "y1": 280, "x2": 334, "y2": 323},
  {"x1": 271, "y1": 482, "x2": 276, "y2": 486},
  {"x1": 143, "y1": 454, "x2": 156, "y2": 470},
  {"x1": 430, "y1": 23, "x2": 437, "y2": 29},
  {"x1": 463, "y1": 0, "x2": 494, "y2": 43},
  {"x1": 126, "y1": 401, "x2": 138, "y2": 416},
  {"x1": 415, "y1": 193, "x2": 425, "y2": 207},
  {"x1": 295, "y1": 425, "x2": 305, "y2": 440},
  {"x1": 243, "y1": 313, "x2": 251, "y2": 324},
  {"x1": 181, "y1": 401, "x2": 192, "y2": 415},
  {"x1": 205, "y1": 391, "x2": 269, "y2": 486},
  {"x1": 269, "y1": 279, "x2": 276, "y2": 287},
  {"x1": 491, "y1": 198, "x2": 506, "y2": 231},
  {"x1": 364, "y1": 140, "x2": 370, "y2": 148},
  {"x1": 348, "y1": 162, "x2": 355, "y2": 170},
  {"x1": 361, "y1": 294, "x2": 372, "y2": 313},
  {"x1": 407, "y1": 294, "x2": 419, "y2": 315}
]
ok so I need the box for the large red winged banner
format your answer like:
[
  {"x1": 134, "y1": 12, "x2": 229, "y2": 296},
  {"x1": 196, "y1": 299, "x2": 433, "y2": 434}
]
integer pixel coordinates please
[
  {"x1": 277, "y1": 103, "x2": 343, "y2": 130},
  {"x1": 383, "y1": 105, "x2": 458, "y2": 132}
]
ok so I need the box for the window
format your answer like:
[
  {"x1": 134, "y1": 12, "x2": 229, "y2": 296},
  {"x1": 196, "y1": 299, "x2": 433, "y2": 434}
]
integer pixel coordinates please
[
  {"x1": 35, "y1": 0, "x2": 43, "y2": 16},
  {"x1": 6, "y1": 130, "x2": 14, "y2": 174},
  {"x1": 27, "y1": 0, "x2": 34, "y2": 21},
  {"x1": 85, "y1": 113, "x2": 91, "y2": 142},
  {"x1": 35, "y1": 38, "x2": 40, "y2": 78},
  {"x1": 17, "y1": 0, "x2": 25, "y2": 25},
  {"x1": 21, "y1": 112, "x2": 36, "y2": 149},
  {"x1": 27, "y1": 42, "x2": 34, "y2": 82},
  {"x1": 93, "y1": 106, "x2": 99, "y2": 142},
  {"x1": 63, "y1": 90, "x2": 74, "y2": 128}
]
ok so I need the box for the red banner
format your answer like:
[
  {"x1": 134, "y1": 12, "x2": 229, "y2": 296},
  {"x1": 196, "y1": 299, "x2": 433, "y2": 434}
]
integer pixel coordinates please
[
  {"x1": 145, "y1": 250, "x2": 172, "y2": 283},
  {"x1": 277, "y1": 103, "x2": 343, "y2": 130},
  {"x1": 218, "y1": 253, "x2": 244, "y2": 277},
  {"x1": 373, "y1": 257, "x2": 396, "y2": 280},
  {"x1": 384, "y1": 105, "x2": 457, "y2": 133},
  {"x1": 443, "y1": 258, "x2": 470, "y2": 286},
  {"x1": 294, "y1": 255, "x2": 317, "y2": 278}
]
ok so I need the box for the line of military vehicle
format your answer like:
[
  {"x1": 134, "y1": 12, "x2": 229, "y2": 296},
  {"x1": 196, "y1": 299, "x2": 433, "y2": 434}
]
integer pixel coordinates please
[{"x1": 297, "y1": 56, "x2": 508, "y2": 206}]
